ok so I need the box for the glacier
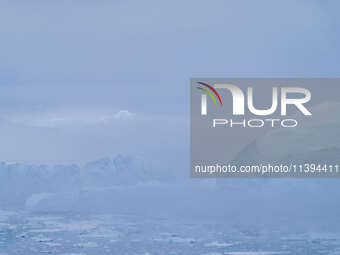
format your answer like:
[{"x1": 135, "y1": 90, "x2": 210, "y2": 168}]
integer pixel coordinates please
[{"x1": 0, "y1": 147, "x2": 339, "y2": 254}]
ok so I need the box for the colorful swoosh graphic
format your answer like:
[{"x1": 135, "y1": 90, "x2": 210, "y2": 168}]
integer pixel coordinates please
[{"x1": 196, "y1": 82, "x2": 223, "y2": 105}]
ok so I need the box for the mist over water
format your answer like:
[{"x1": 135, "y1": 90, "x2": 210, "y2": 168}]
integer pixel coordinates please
[
  {"x1": 1, "y1": 155, "x2": 340, "y2": 254},
  {"x1": 1, "y1": 0, "x2": 340, "y2": 254}
]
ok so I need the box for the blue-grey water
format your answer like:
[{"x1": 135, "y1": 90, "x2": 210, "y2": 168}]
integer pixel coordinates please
[{"x1": 0, "y1": 210, "x2": 339, "y2": 255}]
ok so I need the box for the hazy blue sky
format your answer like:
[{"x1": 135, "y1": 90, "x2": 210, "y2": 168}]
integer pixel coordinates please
[{"x1": 0, "y1": 0, "x2": 339, "y2": 164}]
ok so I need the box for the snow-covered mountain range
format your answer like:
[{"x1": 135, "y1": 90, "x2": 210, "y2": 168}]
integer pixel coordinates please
[{"x1": 0, "y1": 155, "x2": 183, "y2": 208}]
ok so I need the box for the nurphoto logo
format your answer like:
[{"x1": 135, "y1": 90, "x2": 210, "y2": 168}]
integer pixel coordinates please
[{"x1": 196, "y1": 81, "x2": 311, "y2": 128}]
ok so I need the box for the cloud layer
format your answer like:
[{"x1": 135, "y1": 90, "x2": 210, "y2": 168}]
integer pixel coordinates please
[{"x1": 0, "y1": 1, "x2": 339, "y2": 163}]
